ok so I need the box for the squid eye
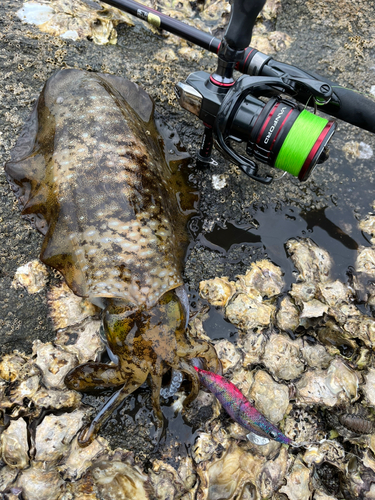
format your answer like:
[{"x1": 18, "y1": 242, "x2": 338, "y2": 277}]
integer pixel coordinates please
[
  {"x1": 269, "y1": 430, "x2": 278, "y2": 439},
  {"x1": 103, "y1": 307, "x2": 136, "y2": 340}
]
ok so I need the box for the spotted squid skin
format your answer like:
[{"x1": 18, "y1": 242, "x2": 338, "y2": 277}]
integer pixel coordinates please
[
  {"x1": 5, "y1": 68, "x2": 190, "y2": 308},
  {"x1": 194, "y1": 366, "x2": 292, "y2": 444}
]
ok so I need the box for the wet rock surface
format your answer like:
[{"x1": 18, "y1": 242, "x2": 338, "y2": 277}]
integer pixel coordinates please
[{"x1": 1, "y1": 0, "x2": 375, "y2": 498}]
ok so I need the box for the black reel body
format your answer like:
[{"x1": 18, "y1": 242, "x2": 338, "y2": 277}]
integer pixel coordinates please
[{"x1": 176, "y1": 73, "x2": 336, "y2": 183}]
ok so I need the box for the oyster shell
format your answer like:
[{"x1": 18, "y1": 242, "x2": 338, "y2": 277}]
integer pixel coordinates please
[
  {"x1": 363, "y1": 368, "x2": 375, "y2": 406},
  {"x1": 192, "y1": 432, "x2": 219, "y2": 465},
  {"x1": 249, "y1": 370, "x2": 289, "y2": 424},
  {"x1": 213, "y1": 339, "x2": 242, "y2": 373},
  {"x1": 63, "y1": 473, "x2": 99, "y2": 500},
  {"x1": 196, "y1": 442, "x2": 264, "y2": 500},
  {"x1": 279, "y1": 457, "x2": 312, "y2": 500},
  {"x1": 198, "y1": 0, "x2": 231, "y2": 24},
  {"x1": 90, "y1": 458, "x2": 152, "y2": 500},
  {"x1": 257, "y1": 446, "x2": 291, "y2": 499},
  {"x1": 317, "y1": 321, "x2": 358, "y2": 359},
  {"x1": 0, "y1": 358, "x2": 80, "y2": 419},
  {"x1": 356, "y1": 246, "x2": 375, "y2": 277},
  {"x1": 251, "y1": 31, "x2": 293, "y2": 55},
  {"x1": 303, "y1": 440, "x2": 346, "y2": 469},
  {"x1": 6, "y1": 374, "x2": 40, "y2": 408},
  {"x1": 16, "y1": 0, "x2": 133, "y2": 45},
  {"x1": 47, "y1": 282, "x2": 98, "y2": 330},
  {"x1": 286, "y1": 238, "x2": 332, "y2": 282},
  {"x1": 289, "y1": 282, "x2": 317, "y2": 304},
  {"x1": 54, "y1": 318, "x2": 104, "y2": 365},
  {"x1": 31, "y1": 387, "x2": 81, "y2": 413},
  {"x1": 33, "y1": 341, "x2": 77, "y2": 389},
  {"x1": 343, "y1": 140, "x2": 374, "y2": 161},
  {"x1": 225, "y1": 293, "x2": 274, "y2": 332},
  {"x1": 153, "y1": 47, "x2": 178, "y2": 63},
  {"x1": 300, "y1": 298, "x2": 329, "y2": 320},
  {"x1": 59, "y1": 435, "x2": 108, "y2": 480},
  {"x1": 239, "y1": 259, "x2": 285, "y2": 298},
  {"x1": 343, "y1": 315, "x2": 375, "y2": 349},
  {"x1": 363, "y1": 449, "x2": 375, "y2": 474},
  {"x1": 289, "y1": 282, "x2": 329, "y2": 320},
  {"x1": 313, "y1": 490, "x2": 340, "y2": 500},
  {"x1": 199, "y1": 277, "x2": 236, "y2": 307},
  {"x1": 35, "y1": 410, "x2": 87, "y2": 462},
  {"x1": 359, "y1": 211, "x2": 375, "y2": 245},
  {"x1": 150, "y1": 458, "x2": 197, "y2": 499},
  {"x1": 275, "y1": 295, "x2": 300, "y2": 333},
  {"x1": 261, "y1": 0, "x2": 281, "y2": 21},
  {"x1": 318, "y1": 280, "x2": 354, "y2": 307},
  {"x1": 230, "y1": 368, "x2": 254, "y2": 397},
  {"x1": 266, "y1": 31, "x2": 294, "y2": 52},
  {"x1": 262, "y1": 333, "x2": 305, "y2": 381},
  {"x1": 241, "y1": 332, "x2": 266, "y2": 366},
  {"x1": 181, "y1": 388, "x2": 220, "y2": 430},
  {"x1": 300, "y1": 342, "x2": 332, "y2": 370},
  {"x1": 295, "y1": 358, "x2": 359, "y2": 406},
  {"x1": 0, "y1": 465, "x2": 19, "y2": 493},
  {"x1": 16, "y1": 462, "x2": 65, "y2": 500},
  {"x1": 0, "y1": 353, "x2": 29, "y2": 383},
  {"x1": 11, "y1": 260, "x2": 49, "y2": 294},
  {"x1": 0, "y1": 418, "x2": 29, "y2": 469}
]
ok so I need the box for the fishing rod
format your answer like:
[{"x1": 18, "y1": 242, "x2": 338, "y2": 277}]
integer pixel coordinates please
[{"x1": 102, "y1": 0, "x2": 375, "y2": 184}]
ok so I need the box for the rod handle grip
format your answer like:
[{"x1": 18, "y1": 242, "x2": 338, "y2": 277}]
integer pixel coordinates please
[{"x1": 224, "y1": 0, "x2": 267, "y2": 50}]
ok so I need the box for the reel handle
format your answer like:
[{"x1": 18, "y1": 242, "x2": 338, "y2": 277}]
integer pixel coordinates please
[{"x1": 224, "y1": 0, "x2": 267, "y2": 50}]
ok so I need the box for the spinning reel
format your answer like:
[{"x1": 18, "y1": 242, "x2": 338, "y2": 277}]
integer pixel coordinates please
[
  {"x1": 103, "y1": 0, "x2": 375, "y2": 183},
  {"x1": 176, "y1": 71, "x2": 335, "y2": 183}
]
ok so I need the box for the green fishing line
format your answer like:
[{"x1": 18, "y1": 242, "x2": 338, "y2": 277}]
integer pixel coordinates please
[{"x1": 275, "y1": 110, "x2": 328, "y2": 176}]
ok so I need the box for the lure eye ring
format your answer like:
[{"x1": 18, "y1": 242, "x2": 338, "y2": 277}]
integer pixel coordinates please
[{"x1": 269, "y1": 430, "x2": 278, "y2": 439}]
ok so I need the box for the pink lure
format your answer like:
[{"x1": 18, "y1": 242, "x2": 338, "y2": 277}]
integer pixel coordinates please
[{"x1": 194, "y1": 366, "x2": 292, "y2": 444}]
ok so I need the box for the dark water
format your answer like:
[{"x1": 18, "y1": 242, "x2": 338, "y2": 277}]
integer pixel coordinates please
[
  {"x1": 194, "y1": 202, "x2": 369, "y2": 343},
  {"x1": 202, "y1": 307, "x2": 239, "y2": 342},
  {"x1": 202, "y1": 205, "x2": 367, "y2": 287}
]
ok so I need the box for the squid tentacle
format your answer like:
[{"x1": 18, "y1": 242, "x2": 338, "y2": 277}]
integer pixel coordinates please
[
  {"x1": 160, "y1": 369, "x2": 183, "y2": 399},
  {"x1": 177, "y1": 359, "x2": 200, "y2": 407},
  {"x1": 77, "y1": 373, "x2": 148, "y2": 447}
]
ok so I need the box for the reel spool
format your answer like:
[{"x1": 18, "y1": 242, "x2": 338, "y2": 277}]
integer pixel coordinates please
[{"x1": 248, "y1": 97, "x2": 336, "y2": 181}]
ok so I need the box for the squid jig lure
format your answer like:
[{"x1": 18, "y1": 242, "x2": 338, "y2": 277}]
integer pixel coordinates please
[{"x1": 194, "y1": 366, "x2": 293, "y2": 446}]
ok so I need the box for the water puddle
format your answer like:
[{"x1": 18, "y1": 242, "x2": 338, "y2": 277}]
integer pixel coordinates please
[
  {"x1": 202, "y1": 307, "x2": 238, "y2": 342},
  {"x1": 200, "y1": 204, "x2": 367, "y2": 288}
]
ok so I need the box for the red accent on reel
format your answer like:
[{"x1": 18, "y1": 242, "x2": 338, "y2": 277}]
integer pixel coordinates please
[
  {"x1": 209, "y1": 75, "x2": 236, "y2": 87},
  {"x1": 298, "y1": 121, "x2": 336, "y2": 181},
  {"x1": 256, "y1": 102, "x2": 281, "y2": 144}
]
